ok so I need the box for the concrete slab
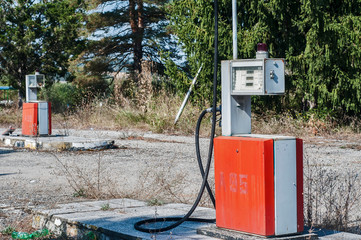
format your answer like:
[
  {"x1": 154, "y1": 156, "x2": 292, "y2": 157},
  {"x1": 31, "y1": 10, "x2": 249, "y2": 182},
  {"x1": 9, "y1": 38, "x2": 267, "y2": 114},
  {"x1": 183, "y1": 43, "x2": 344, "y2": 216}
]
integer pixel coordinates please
[
  {"x1": 0, "y1": 133, "x2": 115, "y2": 151},
  {"x1": 31, "y1": 198, "x2": 218, "y2": 240},
  {"x1": 31, "y1": 199, "x2": 361, "y2": 240},
  {"x1": 197, "y1": 225, "x2": 318, "y2": 240},
  {"x1": 313, "y1": 228, "x2": 361, "y2": 240}
]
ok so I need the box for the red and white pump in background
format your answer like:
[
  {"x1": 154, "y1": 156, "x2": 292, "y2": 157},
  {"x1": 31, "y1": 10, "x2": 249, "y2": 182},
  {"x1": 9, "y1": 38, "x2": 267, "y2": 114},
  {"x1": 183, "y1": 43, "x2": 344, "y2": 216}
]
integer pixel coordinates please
[
  {"x1": 22, "y1": 71, "x2": 52, "y2": 136},
  {"x1": 214, "y1": 43, "x2": 303, "y2": 237}
]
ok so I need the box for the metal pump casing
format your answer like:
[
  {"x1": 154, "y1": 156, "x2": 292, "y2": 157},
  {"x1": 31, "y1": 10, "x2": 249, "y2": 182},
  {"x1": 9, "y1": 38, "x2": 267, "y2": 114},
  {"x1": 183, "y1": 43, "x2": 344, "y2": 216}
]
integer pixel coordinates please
[
  {"x1": 221, "y1": 46, "x2": 285, "y2": 136},
  {"x1": 215, "y1": 44, "x2": 303, "y2": 237},
  {"x1": 25, "y1": 72, "x2": 45, "y2": 102},
  {"x1": 22, "y1": 71, "x2": 52, "y2": 136}
]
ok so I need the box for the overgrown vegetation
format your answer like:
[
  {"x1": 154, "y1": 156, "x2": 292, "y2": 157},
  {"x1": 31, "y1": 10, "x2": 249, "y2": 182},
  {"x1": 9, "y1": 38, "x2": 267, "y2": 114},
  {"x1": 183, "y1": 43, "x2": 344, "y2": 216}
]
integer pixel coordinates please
[
  {"x1": 3, "y1": 84, "x2": 361, "y2": 137},
  {"x1": 51, "y1": 151, "x2": 199, "y2": 209},
  {"x1": 304, "y1": 154, "x2": 361, "y2": 232},
  {"x1": 166, "y1": 0, "x2": 361, "y2": 116}
]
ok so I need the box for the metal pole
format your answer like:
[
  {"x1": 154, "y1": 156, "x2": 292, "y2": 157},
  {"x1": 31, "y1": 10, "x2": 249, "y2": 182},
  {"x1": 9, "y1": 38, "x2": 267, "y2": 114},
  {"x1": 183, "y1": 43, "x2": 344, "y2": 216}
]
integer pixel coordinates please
[
  {"x1": 174, "y1": 64, "x2": 203, "y2": 125},
  {"x1": 232, "y1": 0, "x2": 237, "y2": 60}
]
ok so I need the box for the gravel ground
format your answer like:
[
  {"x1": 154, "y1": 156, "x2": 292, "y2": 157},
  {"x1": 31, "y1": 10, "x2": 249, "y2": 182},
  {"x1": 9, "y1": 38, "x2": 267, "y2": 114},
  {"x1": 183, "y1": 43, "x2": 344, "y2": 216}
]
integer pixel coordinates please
[{"x1": 1, "y1": 129, "x2": 361, "y2": 236}]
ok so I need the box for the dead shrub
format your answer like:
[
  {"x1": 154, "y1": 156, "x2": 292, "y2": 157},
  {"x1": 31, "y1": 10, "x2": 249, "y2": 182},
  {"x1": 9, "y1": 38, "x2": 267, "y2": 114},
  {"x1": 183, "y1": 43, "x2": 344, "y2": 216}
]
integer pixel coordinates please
[
  {"x1": 132, "y1": 160, "x2": 192, "y2": 204},
  {"x1": 51, "y1": 152, "x2": 121, "y2": 199}
]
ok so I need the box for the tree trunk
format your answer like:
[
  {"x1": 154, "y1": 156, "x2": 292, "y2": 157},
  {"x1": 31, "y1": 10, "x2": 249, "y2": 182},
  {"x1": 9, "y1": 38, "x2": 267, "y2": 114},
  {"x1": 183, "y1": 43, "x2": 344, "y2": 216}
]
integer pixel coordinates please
[{"x1": 129, "y1": 0, "x2": 144, "y2": 74}]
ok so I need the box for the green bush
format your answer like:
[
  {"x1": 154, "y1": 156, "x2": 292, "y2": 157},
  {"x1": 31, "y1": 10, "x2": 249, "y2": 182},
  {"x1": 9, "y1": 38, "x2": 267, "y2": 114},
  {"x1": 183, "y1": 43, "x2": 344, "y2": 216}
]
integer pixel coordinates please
[{"x1": 42, "y1": 83, "x2": 82, "y2": 113}]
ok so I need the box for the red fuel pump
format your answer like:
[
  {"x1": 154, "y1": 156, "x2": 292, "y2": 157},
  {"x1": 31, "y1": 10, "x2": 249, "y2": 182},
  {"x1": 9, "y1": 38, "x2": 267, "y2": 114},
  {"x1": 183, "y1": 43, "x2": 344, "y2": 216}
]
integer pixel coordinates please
[
  {"x1": 22, "y1": 72, "x2": 52, "y2": 136},
  {"x1": 214, "y1": 136, "x2": 303, "y2": 236},
  {"x1": 214, "y1": 44, "x2": 304, "y2": 236}
]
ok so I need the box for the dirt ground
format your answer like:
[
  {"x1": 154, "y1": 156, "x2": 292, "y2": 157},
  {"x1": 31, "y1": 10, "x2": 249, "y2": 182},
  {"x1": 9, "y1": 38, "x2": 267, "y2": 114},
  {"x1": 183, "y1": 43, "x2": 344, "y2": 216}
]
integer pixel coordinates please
[{"x1": 1, "y1": 128, "x2": 361, "y2": 237}]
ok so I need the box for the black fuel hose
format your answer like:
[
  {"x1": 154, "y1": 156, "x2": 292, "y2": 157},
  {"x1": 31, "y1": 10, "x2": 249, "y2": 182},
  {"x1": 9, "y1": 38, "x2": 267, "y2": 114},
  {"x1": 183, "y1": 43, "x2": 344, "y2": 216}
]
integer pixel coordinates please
[
  {"x1": 195, "y1": 107, "x2": 221, "y2": 208},
  {"x1": 134, "y1": 0, "x2": 219, "y2": 233},
  {"x1": 134, "y1": 107, "x2": 219, "y2": 233}
]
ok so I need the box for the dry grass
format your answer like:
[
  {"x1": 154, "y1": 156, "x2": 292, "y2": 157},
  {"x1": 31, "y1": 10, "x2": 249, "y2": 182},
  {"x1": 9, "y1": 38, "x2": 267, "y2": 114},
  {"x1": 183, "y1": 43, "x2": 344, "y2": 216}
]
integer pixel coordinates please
[
  {"x1": 51, "y1": 152, "x2": 122, "y2": 199},
  {"x1": 48, "y1": 91, "x2": 212, "y2": 136},
  {"x1": 251, "y1": 111, "x2": 361, "y2": 139},
  {"x1": 131, "y1": 160, "x2": 193, "y2": 204},
  {"x1": 51, "y1": 152, "x2": 207, "y2": 207},
  {"x1": 0, "y1": 106, "x2": 22, "y2": 128},
  {"x1": 304, "y1": 153, "x2": 361, "y2": 232},
  {"x1": 3, "y1": 96, "x2": 361, "y2": 140},
  {"x1": 253, "y1": 112, "x2": 321, "y2": 137}
]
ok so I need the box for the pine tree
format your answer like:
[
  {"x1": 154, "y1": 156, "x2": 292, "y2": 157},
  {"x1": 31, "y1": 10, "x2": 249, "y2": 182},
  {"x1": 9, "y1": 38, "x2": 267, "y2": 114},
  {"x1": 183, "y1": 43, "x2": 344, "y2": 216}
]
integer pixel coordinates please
[
  {"x1": 82, "y1": 0, "x2": 176, "y2": 76},
  {"x1": 289, "y1": 0, "x2": 361, "y2": 114}
]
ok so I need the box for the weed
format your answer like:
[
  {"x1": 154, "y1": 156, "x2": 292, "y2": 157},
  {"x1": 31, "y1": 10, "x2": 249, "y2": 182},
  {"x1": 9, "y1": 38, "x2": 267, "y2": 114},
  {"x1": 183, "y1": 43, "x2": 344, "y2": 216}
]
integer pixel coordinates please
[
  {"x1": 133, "y1": 160, "x2": 193, "y2": 204},
  {"x1": 73, "y1": 189, "x2": 87, "y2": 198},
  {"x1": 1, "y1": 226, "x2": 16, "y2": 235},
  {"x1": 100, "y1": 203, "x2": 110, "y2": 211},
  {"x1": 147, "y1": 198, "x2": 164, "y2": 206},
  {"x1": 52, "y1": 152, "x2": 121, "y2": 199},
  {"x1": 0, "y1": 106, "x2": 22, "y2": 128},
  {"x1": 0, "y1": 214, "x2": 37, "y2": 240}
]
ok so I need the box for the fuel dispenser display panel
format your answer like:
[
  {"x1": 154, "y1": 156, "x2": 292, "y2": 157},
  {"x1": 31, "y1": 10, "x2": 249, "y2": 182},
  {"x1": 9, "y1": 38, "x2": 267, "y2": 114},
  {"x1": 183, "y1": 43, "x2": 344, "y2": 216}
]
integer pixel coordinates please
[
  {"x1": 223, "y1": 59, "x2": 285, "y2": 96},
  {"x1": 26, "y1": 74, "x2": 45, "y2": 88},
  {"x1": 232, "y1": 66, "x2": 263, "y2": 93}
]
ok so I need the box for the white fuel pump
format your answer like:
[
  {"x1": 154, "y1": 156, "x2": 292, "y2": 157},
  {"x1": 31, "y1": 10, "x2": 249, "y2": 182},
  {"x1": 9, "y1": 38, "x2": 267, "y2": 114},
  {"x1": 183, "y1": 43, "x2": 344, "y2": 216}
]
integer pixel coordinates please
[
  {"x1": 221, "y1": 43, "x2": 285, "y2": 135},
  {"x1": 25, "y1": 71, "x2": 45, "y2": 103}
]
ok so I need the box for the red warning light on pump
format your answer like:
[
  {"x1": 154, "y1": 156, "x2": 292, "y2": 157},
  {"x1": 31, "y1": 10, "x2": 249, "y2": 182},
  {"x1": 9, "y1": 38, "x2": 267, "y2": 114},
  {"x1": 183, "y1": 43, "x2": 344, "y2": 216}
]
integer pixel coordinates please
[{"x1": 257, "y1": 43, "x2": 268, "y2": 52}]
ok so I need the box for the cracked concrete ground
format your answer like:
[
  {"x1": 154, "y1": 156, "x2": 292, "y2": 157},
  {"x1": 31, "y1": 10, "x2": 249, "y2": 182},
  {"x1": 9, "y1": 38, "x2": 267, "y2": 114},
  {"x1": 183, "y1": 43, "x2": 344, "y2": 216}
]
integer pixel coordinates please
[{"x1": 1, "y1": 128, "x2": 361, "y2": 238}]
